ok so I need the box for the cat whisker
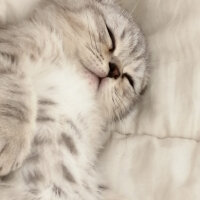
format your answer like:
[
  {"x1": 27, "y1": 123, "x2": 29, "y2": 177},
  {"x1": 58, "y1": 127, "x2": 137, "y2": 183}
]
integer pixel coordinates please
[
  {"x1": 85, "y1": 13, "x2": 101, "y2": 58},
  {"x1": 130, "y1": 0, "x2": 141, "y2": 15},
  {"x1": 86, "y1": 45, "x2": 103, "y2": 64},
  {"x1": 85, "y1": 18, "x2": 103, "y2": 63},
  {"x1": 86, "y1": 12, "x2": 95, "y2": 50},
  {"x1": 92, "y1": 31, "x2": 99, "y2": 54},
  {"x1": 114, "y1": 87, "x2": 127, "y2": 120}
]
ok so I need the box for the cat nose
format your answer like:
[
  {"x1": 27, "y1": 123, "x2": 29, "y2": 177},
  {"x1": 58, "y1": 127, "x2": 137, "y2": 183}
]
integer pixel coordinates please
[{"x1": 108, "y1": 62, "x2": 120, "y2": 79}]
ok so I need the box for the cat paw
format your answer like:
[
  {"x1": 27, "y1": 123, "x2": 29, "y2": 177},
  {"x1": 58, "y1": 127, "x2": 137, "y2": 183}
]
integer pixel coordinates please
[{"x1": 0, "y1": 135, "x2": 30, "y2": 176}]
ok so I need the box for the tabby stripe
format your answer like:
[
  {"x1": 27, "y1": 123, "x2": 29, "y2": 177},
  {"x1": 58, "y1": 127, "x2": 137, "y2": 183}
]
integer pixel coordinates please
[
  {"x1": 52, "y1": 184, "x2": 64, "y2": 197},
  {"x1": 0, "y1": 52, "x2": 17, "y2": 64},
  {"x1": 134, "y1": 51, "x2": 145, "y2": 61},
  {"x1": 26, "y1": 153, "x2": 40, "y2": 163},
  {"x1": 61, "y1": 164, "x2": 76, "y2": 183},
  {"x1": 36, "y1": 115, "x2": 55, "y2": 122},
  {"x1": 120, "y1": 29, "x2": 126, "y2": 40},
  {"x1": 0, "y1": 144, "x2": 7, "y2": 157},
  {"x1": 0, "y1": 102, "x2": 29, "y2": 122},
  {"x1": 8, "y1": 90, "x2": 25, "y2": 95},
  {"x1": 61, "y1": 133, "x2": 78, "y2": 155},
  {"x1": 38, "y1": 99, "x2": 56, "y2": 105},
  {"x1": 66, "y1": 120, "x2": 80, "y2": 137},
  {"x1": 29, "y1": 189, "x2": 39, "y2": 195},
  {"x1": 0, "y1": 172, "x2": 14, "y2": 182},
  {"x1": 33, "y1": 136, "x2": 52, "y2": 146},
  {"x1": 0, "y1": 68, "x2": 14, "y2": 75},
  {"x1": 129, "y1": 39, "x2": 140, "y2": 56},
  {"x1": 25, "y1": 170, "x2": 44, "y2": 184}
]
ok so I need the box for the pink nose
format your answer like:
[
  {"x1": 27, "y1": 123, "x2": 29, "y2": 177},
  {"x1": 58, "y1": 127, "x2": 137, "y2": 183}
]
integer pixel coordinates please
[{"x1": 107, "y1": 62, "x2": 120, "y2": 79}]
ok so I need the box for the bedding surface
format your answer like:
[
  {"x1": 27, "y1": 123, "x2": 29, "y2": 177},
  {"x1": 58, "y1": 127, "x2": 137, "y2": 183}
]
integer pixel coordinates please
[{"x1": 98, "y1": 0, "x2": 200, "y2": 199}]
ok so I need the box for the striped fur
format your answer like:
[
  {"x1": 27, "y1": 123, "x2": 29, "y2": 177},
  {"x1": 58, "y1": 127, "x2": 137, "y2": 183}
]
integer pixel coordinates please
[{"x1": 0, "y1": 0, "x2": 148, "y2": 199}]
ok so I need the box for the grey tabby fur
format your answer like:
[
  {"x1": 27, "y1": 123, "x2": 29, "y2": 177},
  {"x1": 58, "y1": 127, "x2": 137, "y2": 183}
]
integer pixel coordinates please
[{"x1": 0, "y1": 0, "x2": 148, "y2": 199}]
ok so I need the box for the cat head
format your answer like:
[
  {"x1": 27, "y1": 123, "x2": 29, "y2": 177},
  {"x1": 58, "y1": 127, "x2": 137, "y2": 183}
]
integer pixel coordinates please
[{"x1": 61, "y1": 0, "x2": 149, "y2": 122}]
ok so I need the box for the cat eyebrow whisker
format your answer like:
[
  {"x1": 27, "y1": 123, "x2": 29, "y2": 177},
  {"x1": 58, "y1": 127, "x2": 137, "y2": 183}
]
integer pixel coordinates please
[
  {"x1": 86, "y1": 12, "x2": 95, "y2": 50},
  {"x1": 93, "y1": 31, "x2": 99, "y2": 54},
  {"x1": 85, "y1": 14, "x2": 101, "y2": 57},
  {"x1": 85, "y1": 13, "x2": 103, "y2": 62},
  {"x1": 93, "y1": 36, "x2": 103, "y2": 61},
  {"x1": 86, "y1": 45, "x2": 103, "y2": 64}
]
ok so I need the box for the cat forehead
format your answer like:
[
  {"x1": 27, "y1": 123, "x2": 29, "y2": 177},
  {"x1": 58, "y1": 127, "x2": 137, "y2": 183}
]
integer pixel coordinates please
[
  {"x1": 82, "y1": 1, "x2": 134, "y2": 32},
  {"x1": 75, "y1": 0, "x2": 143, "y2": 53}
]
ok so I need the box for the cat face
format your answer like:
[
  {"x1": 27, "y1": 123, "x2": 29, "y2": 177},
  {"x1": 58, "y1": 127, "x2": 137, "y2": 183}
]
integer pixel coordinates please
[{"x1": 66, "y1": 0, "x2": 149, "y2": 121}]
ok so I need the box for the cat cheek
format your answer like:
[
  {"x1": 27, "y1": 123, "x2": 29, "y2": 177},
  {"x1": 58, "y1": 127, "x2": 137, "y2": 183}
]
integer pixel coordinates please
[
  {"x1": 87, "y1": 75, "x2": 100, "y2": 90},
  {"x1": 88, "y1": 79, "x2": 98, "y2": 89}
]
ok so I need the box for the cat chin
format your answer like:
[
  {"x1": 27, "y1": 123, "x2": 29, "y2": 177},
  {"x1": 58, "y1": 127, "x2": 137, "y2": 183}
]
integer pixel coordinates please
[
  {"x1": 84, "y1": 71, "x2": 100, "y2": 91},
  {"x1": 88, "y1": 75, "x2": 100, "y2": 90},
  {"x1": 98, "y1": 77, "x2": 110, "y2": 91}
]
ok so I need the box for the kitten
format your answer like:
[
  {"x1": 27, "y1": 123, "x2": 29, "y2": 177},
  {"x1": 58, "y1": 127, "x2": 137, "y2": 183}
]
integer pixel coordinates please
[{"x1": 0, "y1": 0, "x2": 148, "y2": 199}]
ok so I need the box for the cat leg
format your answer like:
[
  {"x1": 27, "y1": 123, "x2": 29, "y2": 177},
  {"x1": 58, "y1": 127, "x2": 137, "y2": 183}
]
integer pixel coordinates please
[{"x1": 0, "y1": 67, "x2": 36, "y2": 176}]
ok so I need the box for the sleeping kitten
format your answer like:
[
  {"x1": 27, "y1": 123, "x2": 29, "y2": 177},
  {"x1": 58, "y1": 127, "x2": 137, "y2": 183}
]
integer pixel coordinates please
[{"x1": 0, "y1": 0, "x2": 148, "y2": 199}]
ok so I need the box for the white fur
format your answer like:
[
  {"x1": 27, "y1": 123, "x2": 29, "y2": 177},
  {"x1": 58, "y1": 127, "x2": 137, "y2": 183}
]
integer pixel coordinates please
[
  {"x1": 0, "y1": 1, "x2": 150, "y2": 200},
  {"x1": 0, "y1": 21, "x2": 104, "y2": 199},
  {"x1": 0, "y1": 0, "x2": 148, "y2": 200}
]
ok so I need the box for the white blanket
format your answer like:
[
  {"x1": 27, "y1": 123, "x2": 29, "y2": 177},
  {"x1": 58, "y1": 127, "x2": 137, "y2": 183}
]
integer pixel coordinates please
[{"x1": 98, "y1": 0, "x2": 200, "y2": 199}]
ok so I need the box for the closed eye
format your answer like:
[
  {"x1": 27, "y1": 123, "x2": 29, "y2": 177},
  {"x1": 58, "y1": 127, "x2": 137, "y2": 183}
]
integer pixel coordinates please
[
  {"x1": 122, "y1": 73, "x2": 134, "y2": 88},
  {"x1": 106, "y1": 24, "x2": 116, "y2": 52}
]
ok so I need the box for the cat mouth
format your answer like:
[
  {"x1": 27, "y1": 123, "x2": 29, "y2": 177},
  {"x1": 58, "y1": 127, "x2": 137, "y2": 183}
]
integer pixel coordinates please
[{"x1": 82, "y1": 66, "x2": 106, "y2": 91}]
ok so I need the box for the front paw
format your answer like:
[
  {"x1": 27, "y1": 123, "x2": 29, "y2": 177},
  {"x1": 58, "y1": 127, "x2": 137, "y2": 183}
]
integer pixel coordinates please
[{"x1": 0, "y1": 132, "x2": 31, "y2": 176}]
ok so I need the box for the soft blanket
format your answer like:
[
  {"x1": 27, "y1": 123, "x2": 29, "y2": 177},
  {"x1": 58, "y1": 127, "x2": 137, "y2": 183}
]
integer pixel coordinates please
[{"x1": 98, "y1": 0, "x2": 200, "y2": 199}]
